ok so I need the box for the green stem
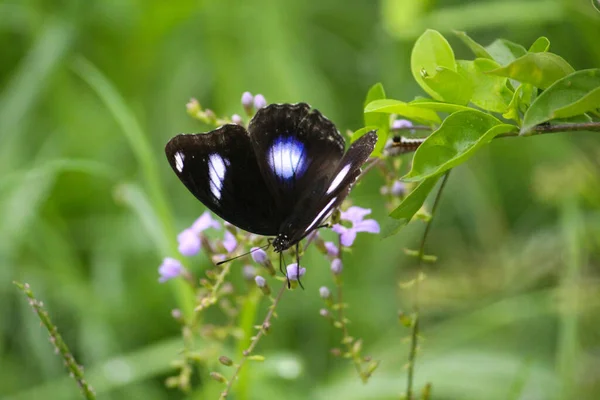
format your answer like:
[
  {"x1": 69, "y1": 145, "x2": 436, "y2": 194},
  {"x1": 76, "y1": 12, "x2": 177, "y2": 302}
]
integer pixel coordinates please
[
  {"x1": 405, "y1": 171, "x2": 450, "y2": 400},
  {"x1": 14, "y1": 282, "x2": 96, "y2": 400}
]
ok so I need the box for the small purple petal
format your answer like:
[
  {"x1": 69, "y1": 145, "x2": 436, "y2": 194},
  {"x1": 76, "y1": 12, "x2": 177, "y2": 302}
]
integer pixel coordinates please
[
  {"x1": 331, "y1": 258, "x2": 343, "y2": 275},
  {"x1": 392, "y1": 119, "x2": 413, "y2": 130},
  {"x1": 339, "y1": 229, "x2": 357, "y2": 247},
  {"x1": 255, "y1": 275, "x2": 267, "y2": 288},
  {"x1": 331, "y1": 224, "x2": 347, "y2": 235},
  {"x1": 223, "y1": 231, "x2": 237, "y2": 253},
  {"x1": 253, "y1": 94, "x2": 267, "y2": 109},
  {"x1": 243, "y1": 265, "x2": 256, "y2": 280},
  {"x1": 319, "y1": 286, "x2": 331, "y2": 299},
  {"x1": 324, "y1": 241, "x2": 339, "y2": 257},
  {"x1": 340, "y1": 206, "x2": 372, "y2": 224},
  {"x1": 158, "y1": 257, "x2": 184, "y2": 283},
  {"x1": 353, "y1": 219, "x2": 380, "y2": 234},
  {"x1": 191, "y1": 211, "x2": 220, "y2": 233},
  {"x1": 231, "y1": 114, "x2": 243, "y2": 125},
  {"x1": 390, "y1": 181, "x2": 406, "y2": 196},
  {"x1": 251, "y1": 247, "x2": 268, "y2": 264},
  {"x1": 286, "y1": 263, "x2": 306, "y2": 281},
  {"x1": 177, "y1": 229, "x2": 201, "y2": 256},
  {"x1": 241, "y1": 91, "x2": 254, "y2": 107}
]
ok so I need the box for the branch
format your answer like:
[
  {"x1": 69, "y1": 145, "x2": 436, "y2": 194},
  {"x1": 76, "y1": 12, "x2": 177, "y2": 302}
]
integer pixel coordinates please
[
  {"x1": 391, "y1": 121, "x2": 600, "y2": 153},
  {"x1": 405, "y1": 171, "x2": 450, "y2": 400}
]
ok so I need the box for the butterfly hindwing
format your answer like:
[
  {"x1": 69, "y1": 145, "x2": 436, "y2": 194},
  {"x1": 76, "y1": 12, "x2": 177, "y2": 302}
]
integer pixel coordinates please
[
  {"x1": 248, "y1": 103, "x2": 345, "y2": 215},
  {"x1": 165, "y1": 124, "x2": 281, "y2": 236}
]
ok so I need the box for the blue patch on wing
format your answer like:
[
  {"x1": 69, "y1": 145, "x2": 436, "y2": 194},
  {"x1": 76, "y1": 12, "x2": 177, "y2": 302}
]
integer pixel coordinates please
[{"x1": 267, "y1": 136, "x2": 307, "y2": 182}]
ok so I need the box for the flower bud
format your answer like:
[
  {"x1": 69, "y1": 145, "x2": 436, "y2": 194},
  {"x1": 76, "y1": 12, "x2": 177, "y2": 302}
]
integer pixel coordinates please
[
  {"x1": 331, "y1": 258, "x2": 343, "y2": 275},
  {"x1": 253, "y1": 94, "x2": 267, "y2": 109}
]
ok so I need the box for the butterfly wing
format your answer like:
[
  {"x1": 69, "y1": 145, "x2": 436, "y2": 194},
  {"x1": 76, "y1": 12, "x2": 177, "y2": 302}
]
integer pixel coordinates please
[
  {"x1": 280, "y1": 131, "x2": 378, "y2": 245},
  {"x1": 165, "y1": 124, "x2": 281, "y2": 236},
  {"x1": 248, "y1": 103, "x2": 345, "y2": 216}
]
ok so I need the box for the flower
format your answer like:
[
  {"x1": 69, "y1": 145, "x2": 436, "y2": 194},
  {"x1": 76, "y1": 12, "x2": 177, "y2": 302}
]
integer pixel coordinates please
[
  {"x1": 251, "y1": 247, "x2": 268, "y2": 264},
  {"x1": 158, "y1": 257, "x2": 185, "y2": 283},
  {"x1": 324, "y1": 241, "x2": 339, "y2": 257},
  {"x1": 242, "y1": 265, "x2": 256, "y2": 280},
  {"x1": 390, "y1": 180, "x2": 406, "y2": 196},
  {"x1": 177, "y1": 211, "x2": 221, "y2": 257},
  {"x1": 191, "y1": 211, "x2": 221, "y2": 232},
  {"x1": 286, "y1": 263, "x2": 306, "y2": 281},
  {"x1": 391, "y1": 119, "x2": 413, "y2": 130},
  {"x1": 332, "y1": 206, "x2": 380, "y2": 247},
  {"x1": 177, "y1": 229, "x2": 201, "y2": 256},
  {"x1": 241, "y1": 91, "x2": 254, "y2": 108},
  {"x1": 255, "y1": 275, "x2": 267, "y2": 288},
  {"x1": 222, "y1": 230, "x2": 237, "y2": 253},
  {"x1": 319, "y1": 286, "x2": 331, "y2": 299},
  {"x1": 331, "y1": 258, "x2": 343, "y2": 275},
  {"x1": 231, "y1": 114, "x2": 243, "y2": 125},
  {"x1": 253, "y1": 94, "x2": 267, "y2": 109}
]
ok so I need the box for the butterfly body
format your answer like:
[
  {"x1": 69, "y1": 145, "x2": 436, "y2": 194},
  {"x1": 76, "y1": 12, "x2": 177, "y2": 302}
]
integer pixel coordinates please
[{"x1": 166, "y1": 103, "x2": 377, "y2": 253}]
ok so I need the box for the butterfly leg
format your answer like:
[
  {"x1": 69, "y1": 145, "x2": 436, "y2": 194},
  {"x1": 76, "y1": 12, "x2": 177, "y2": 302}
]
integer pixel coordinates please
[{"x1": 296, "y1": 243, "x2": 304, "y2": 290}]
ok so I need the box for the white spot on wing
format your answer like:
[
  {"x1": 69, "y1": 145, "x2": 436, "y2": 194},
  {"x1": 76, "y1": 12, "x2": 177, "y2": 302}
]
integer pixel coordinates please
[
  {"x1": 174, "y1": 152, "x2": 185, "y2": 172},
  {"x1": 208, "y1": 153, "x2": 227, "y2": 200},
  {"x1": 304, "y1": 197, "x2": 337, "y2": 233},
  {"x1": 267, "y1": 136, "x2": 307, "y2": 181},
  {"x1": 326, "y1": 164, "x2": 351, "y2": 194}
]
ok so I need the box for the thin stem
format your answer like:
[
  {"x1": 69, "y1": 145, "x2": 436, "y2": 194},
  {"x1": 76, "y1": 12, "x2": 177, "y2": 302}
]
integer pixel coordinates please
[
  {"x1": 392, "y1": 121, "x2": 600, "y2": 154},
  {"x1": 405, "y1": 171, "x2": 450, "y2": 400},
  {"x1": 14, "y1": 282, "x2": 96, "y2": 400},
  {"x1": 335, "y1": 238, "x2": 367, "y2": 381},
  {"x1": 220, "y1": 282, "x2": 287, "y2": 399}
]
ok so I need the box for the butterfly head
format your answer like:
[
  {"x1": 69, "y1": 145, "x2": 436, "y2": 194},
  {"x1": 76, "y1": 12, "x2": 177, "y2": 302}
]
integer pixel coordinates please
[{"x1": 272, "y1": 234, "x2": 290, "y2": 253}]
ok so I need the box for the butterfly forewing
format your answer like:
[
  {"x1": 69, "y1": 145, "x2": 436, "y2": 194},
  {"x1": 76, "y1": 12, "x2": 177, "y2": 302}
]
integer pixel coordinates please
[
  {"x1": 248, "y1": 103, "x2": 345, "y2": 215},
  {"x1": 280, "y1": 131, "x2": 378, "y2": 245},
  {"x1": 165, "y1": 124, "x2": 281, "y2": 235}
]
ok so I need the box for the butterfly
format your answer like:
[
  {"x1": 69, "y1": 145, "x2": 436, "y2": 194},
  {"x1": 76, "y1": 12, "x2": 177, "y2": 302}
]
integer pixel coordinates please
[{"x1": 165, "y1": 103, "x2": 377, "y2": 262}]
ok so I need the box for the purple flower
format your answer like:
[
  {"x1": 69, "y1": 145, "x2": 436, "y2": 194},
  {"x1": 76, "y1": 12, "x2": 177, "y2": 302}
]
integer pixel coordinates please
[
  {"x1": 241, "y1": 92, "x2": 254, "y2": 108},
  {"x1": 223, "y1": 230, "x2": 237, "y2": 253},
  {"x1": 286, "y1": 263, "x2": 306, "y2": 281},
  {"x1": 391, "y1": 119, "x2": 413, "y2": 130},
  {"x1": 251, "y1": 247, "x2": 268, "y2": 264},
  {"x1": 331, "y1": 258, "x2": 343, "y2": 275},
  {"x1": 319, "y1": 286, "x2": 331, "y2": 299},
  {"x1": 332, "y1": 206, "x2": 380, "y2": 247},
  {"x1": 253, "y1": 94, "x2": 267, "y2": 109},
  {"x1": 158, "y1": 257, "x2": 185, "y2": 283},
  {"x1": 255, "y1": 275, "x2": 267, "y2": 288},
  {"x1": 231, "y1": 114, "x2": 243, "y2": 125},
  {"x1": 242, "y1": 265, "x2": 256, "y2": 280},
  {"x1": 191, "y1": 211, "x2": 220, "y2": 233},
  {"x1": 324, "y1": 241, "x2": 339, "y2": 257},
  {"x1": 390, "y1": 180, "x2": 406, "y2": 196},
  {"x1": 177, "y1": 229, "x2": 201, "y2": 256}
]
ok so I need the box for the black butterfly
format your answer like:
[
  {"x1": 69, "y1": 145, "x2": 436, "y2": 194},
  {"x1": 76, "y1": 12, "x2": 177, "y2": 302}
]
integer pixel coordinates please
[{"x1": 165, "y1": 103, "x2": 377, "y2": 257}]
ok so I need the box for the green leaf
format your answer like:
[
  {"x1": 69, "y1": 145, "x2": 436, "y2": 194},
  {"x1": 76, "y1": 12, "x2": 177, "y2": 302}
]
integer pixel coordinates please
[
  {"x1": 529, "y1": 36, "x2": 550, "y2": 53},
  {"x1": 486, "y1": 52, "x2": 575, "y2": 89},
  {"x1": 453, "y1": 30, "x2": 493, "y2": 59},
  {"x1": 423, "y1": 67, "x2": 473, "y2": 105},
  {"x1": 363, "y1": 83, "x2": 389, "y2": 156},
  {"x1": 409, "y1": 99, "x2": 472, "y2": 114},
  {"x1": 403, "y1": 110, "x2": 518, "y2": 181},
  {"x1": 502, "y1": 84, "x2": 523, "y2": 123},
  {"x1": 456, "y1": 59, "x2": 513, "y2": 113},
  {"x1": 385, "y1": 176, "x2": 440, "y2": 235},
  {"x1": 410, "y1": 29, "x2": 457, "y2": 101},
  {"x1": 485, "y1": 39, "x2": 527, "y2": 65},
  {"x1": 365, "y1": 99, "x2": 441, "y2": 124},
  {"x1": 592, "y1": 0, "x2": 600, "y2": 13},
  {"x1": 521, "y1": 69, "x2": 600, "y2": 134}
]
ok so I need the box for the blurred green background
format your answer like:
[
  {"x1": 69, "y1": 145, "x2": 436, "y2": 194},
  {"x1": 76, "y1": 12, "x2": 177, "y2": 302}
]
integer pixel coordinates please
[{"x1": 1, "y1": 0, "x2": 599, "y2": 399}]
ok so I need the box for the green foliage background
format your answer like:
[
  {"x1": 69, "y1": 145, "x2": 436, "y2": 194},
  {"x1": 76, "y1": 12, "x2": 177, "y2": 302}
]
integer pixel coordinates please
[{"x1": 1, "y1": 0, "x2": 599, "y2": 399}]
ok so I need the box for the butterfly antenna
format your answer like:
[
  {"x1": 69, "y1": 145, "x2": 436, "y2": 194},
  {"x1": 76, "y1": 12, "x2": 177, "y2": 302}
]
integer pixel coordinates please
[
  {"x1": 216, "y1": 243, "x2": 270, "y2": 266},
  {"x1": 280, "y1": 251, "x2": 292, "y2": 289},
  {"x1": 296, "y1": 242, "x2": 304, "y2": 290}
]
